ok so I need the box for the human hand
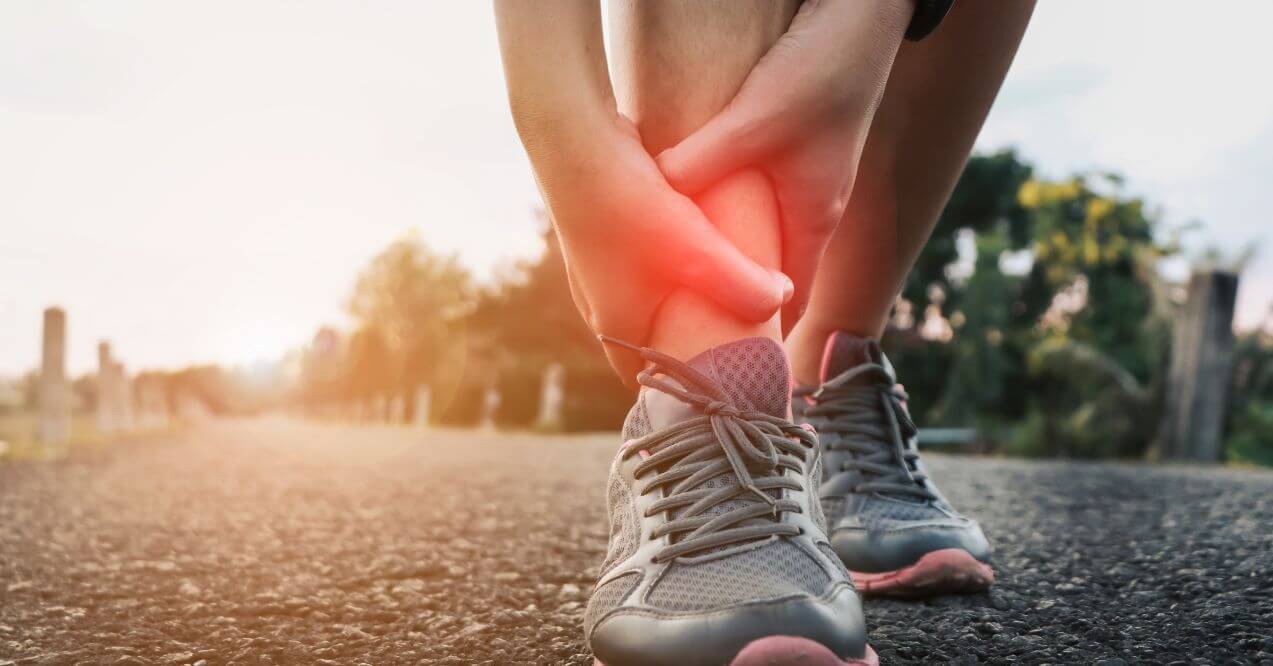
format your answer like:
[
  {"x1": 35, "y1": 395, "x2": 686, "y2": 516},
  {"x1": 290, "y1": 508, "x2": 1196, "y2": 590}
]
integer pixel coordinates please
[
  {"x1": 525, "y1": 110, "x2": 792, "y2": 382},
  {"x1": 655, "y1": 0, "x2": 911, "y2": 334}
]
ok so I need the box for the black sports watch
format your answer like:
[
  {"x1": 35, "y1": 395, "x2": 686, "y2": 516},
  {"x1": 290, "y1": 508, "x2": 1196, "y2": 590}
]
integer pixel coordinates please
[{"x1": 905, "y1": 0, "x2": 954, "y2": 41}]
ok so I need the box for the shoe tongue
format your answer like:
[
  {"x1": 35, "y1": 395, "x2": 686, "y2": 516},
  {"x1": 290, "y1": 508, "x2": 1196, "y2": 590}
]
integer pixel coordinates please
[
  {"x1": 632, "y1": 337, "x2": 792, "y2": 434},
  {"x1": 662, "y1": 338, "x2": 794, "y2": 537},
  {"x1": 819, "y1": 331, "x2": 885, "y2": 384},
  {"x1": 685, "y1": 337, "x2": 791, "y2": 419}
]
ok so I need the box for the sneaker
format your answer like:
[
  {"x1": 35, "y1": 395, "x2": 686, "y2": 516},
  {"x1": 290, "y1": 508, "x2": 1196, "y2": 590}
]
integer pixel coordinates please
[
  {"x1": 793, "y1": 331, "x2": 994, "y2": 597},
  {"x1": 585, "y1": 337, "x2": 876, "y2": 666}
]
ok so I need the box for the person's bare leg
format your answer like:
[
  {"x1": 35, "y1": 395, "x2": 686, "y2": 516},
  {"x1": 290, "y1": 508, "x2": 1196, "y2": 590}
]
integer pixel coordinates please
[
  {"x1": 787, "y1": 0, "x2": 1037, "y2": 384},
  {"x1": 607, "y1": 0, "x2": 800, "y2": 362},
  {"x1": 591, "y1": 8, "x2": 874, "y2": 662}
]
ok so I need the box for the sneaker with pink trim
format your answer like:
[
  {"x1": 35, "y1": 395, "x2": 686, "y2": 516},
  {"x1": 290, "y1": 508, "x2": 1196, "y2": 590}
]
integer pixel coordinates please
[
  {"x1": 585, "y1": 337, "x2": 875, "y2": 666},
  {"x1": 793, "y1": 331, "x2": 994, "y2": 598}
]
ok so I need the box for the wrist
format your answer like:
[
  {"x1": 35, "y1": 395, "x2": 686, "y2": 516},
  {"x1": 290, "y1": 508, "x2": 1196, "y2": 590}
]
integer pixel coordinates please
[
  {"x1": 511, "y1": 93, "x2": 613, "y2": 140},
  {"x1": 514, "y1": 102, "x2": 624, "y2": 174}
]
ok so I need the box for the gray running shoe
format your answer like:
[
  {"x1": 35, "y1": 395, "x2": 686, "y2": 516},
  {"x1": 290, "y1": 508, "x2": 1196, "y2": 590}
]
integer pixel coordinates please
[
  {"x1": 585, "y1": 337, "x2": 876, "y2": 666},
  {"x1": 794, "y1": 331, "x2": 993, "y2": 597}
]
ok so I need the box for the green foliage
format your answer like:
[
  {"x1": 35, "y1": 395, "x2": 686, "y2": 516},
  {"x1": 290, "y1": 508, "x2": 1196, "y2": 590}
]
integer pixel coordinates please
[
  {"x1": 1014, "y1": 175, "x2": 1172, "y2": 456},
  {"x1": 932, "y1": 226, "x2": 1027, "y2": 426},
  {"x1": 1226, "y1": 333, "x2": 1273, "y2": 464},
  {"x1": 1226, "y1": 400, "x2": 1273, "y2": 466},
  {"x1": 1022, "y1": 175, "x2": 1167, "y2": 382},
  {"x1": 890, "y1": 152, "x2": 1179, "y2": 459},
  {"x1": 1022, "y1": 337, "x2": 1156, "y2": 458},
  {"x1": 904, "y1": 150, "x2": 1033, "y2": 315}
]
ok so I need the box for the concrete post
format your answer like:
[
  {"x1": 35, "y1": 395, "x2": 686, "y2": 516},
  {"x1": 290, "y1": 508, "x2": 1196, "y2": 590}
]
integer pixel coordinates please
[
  {"x1": 534, "y1": 363, "x2": 565, "y2": 431},
  {"x1": 97, "y1": 342, "x2": 119, "y2": 435},
  {"x1": 1160, "y1": 270, "x2": 1239, "y2": 462},
  {"x1": 479, "y1": 383, "x2": 500, "y2": 432},
  {"x1": 413, "y1": 386, "x2": 431, "y2": 428},
  {"x1": 37, "y1": 307, "x2": 71, "y2": 452}
]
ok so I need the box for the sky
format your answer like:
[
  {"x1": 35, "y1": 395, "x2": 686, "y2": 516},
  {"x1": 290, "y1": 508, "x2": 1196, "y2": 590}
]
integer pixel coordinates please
[{"x1": 1, "y1": 1, "x2": 1269, "y2": 377}]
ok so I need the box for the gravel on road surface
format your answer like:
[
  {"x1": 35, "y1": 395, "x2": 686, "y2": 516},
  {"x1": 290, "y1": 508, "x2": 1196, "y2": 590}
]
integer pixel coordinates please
[{"x1": 2, "y1": 419, "x2": 1271, "y2": 665}]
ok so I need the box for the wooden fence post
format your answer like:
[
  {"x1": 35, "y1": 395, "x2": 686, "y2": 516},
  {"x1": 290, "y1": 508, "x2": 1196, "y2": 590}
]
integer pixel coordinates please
[{"x1": 1160, "y1": 270, "x2": 1239, "y2": 462}]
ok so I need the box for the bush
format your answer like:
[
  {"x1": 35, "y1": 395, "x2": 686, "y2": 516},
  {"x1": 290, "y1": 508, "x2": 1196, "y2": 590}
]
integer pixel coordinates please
[{"x1": 1226, "y1": 400, "x2": 1273, "y2": 466}]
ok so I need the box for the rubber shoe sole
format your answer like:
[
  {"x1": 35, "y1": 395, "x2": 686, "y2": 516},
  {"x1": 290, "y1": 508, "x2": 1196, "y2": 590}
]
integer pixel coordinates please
[
  {"x1": 595, "y1": 637, "x2": 878, "y2": 666},
  {"x1": 850, "y1": 548, "x2": 994, "y2": 598}
]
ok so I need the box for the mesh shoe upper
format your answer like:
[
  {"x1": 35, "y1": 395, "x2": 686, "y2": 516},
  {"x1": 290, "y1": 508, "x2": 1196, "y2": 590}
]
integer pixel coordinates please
[
  {"x1": 585, "y1": 337, "x2": 869, "y2": 666},
  {"x1": 796, "y1": 331, "x2": 990, "y2": 574}
]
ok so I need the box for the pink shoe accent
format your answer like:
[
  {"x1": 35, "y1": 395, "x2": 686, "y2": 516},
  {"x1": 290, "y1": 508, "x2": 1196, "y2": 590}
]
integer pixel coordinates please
[
  {"x1": 851, "y1": 548, "x2": 995, "y2": 598},
  {"x1": 594, "y1": 638, "x2": 877, "y2": 666},
  {"x1": 731, "y1": 637, "x2": 879, "y2": 666},
  {"x1": 818, "y1": 333, "x2": 840, "y2": 384}
]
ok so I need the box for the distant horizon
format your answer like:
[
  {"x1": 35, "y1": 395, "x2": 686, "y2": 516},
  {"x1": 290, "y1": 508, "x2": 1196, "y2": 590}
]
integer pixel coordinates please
[{"x1": 2, "y1": 1, "x2": 1270, "y2": 377}]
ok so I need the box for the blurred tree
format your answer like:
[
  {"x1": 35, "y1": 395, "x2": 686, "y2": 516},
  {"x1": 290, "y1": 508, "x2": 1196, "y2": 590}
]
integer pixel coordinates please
[
  {"x1": 893, "y1": 155, "x2": 1178, "y2": 459},
  {"x1": 903, "y1": 149, "x2": 1034, "y2": 316},
  {"x1": 1226, "y1": 330, "x2": 1273, "y2": 465},
  {"x1": 343, "y1": 325, "x2": 394, "y2": 413},
  {"x1": 298, "y1": 326, "x2": 345, "y2": 415},
  {"x1": 470, "y1": 218, "x2": 631, "y2": 431},
  {"x1": 891, "y1": 151, "x2": 1034, "y2": 419},
  {"x1": 932, "y1": 226, "x2": 1028, "y2": 427},
  {"x1": 1022, "y1": 175, "x2": 1171, "y2": 381},
  {"x1": 1011, "y1": 174, "x2": 1174, "y2": 457},
  {"x1": 348, "y1": 234, "x2": 472, "y2": 407}
]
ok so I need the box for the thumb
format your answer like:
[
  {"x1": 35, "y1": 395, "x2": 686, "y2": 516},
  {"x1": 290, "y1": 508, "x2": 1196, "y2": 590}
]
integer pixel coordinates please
[
  {"x1": 652, "y1": 195, "x2": 792, "y2": 324},
  {"x1": 655, "y1": 102, "x2": 774, "y2": 197}
]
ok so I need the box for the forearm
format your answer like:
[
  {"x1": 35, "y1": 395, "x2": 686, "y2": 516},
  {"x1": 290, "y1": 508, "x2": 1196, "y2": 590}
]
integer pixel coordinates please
[{"x1": 493, "y1": 0, "x2": 615, "y2": 150}]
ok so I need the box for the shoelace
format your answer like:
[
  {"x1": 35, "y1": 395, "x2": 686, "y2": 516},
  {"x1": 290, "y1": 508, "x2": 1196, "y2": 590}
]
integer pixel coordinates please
[
  {"x1": 602, "y1": 336, "x2": 817, "y2": 562},
  {"x1": 805, "y1": 363, "x2": 937, "y2": 501}
]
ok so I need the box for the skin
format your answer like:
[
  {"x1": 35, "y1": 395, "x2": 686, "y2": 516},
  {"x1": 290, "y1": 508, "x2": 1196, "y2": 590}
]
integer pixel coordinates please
[
  {"x1": 653, "y1": 0, "x2": 914, "y2": 334},
  {"x1": 496, "y1": 0, "x2": 909, "y2": 378},
  {"x1": 493, "y1": 1, "x2": 793, "y2": 384},
  {"x1": 784, "y1": 0, "x2": 1037, "y2": 385},
  {"x1": 495, "y1": 0, "x2": 1035, "y2": 388}
]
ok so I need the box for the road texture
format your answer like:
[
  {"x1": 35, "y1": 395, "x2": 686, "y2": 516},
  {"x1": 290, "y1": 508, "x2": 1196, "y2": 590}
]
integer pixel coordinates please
[{"x1": 2, "y1": 419, "x2": 1271, "y2": 665}]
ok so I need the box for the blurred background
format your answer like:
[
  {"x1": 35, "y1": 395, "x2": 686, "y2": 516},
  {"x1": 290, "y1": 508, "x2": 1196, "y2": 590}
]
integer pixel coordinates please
[{"x1": 1, "y1": 2, "x2": 1269, "y2": 463}]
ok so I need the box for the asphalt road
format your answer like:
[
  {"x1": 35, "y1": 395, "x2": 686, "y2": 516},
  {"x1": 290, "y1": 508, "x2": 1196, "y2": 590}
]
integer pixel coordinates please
[{"x1": 2, "y1": 420, "x2": 1271, "y2": 665}]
